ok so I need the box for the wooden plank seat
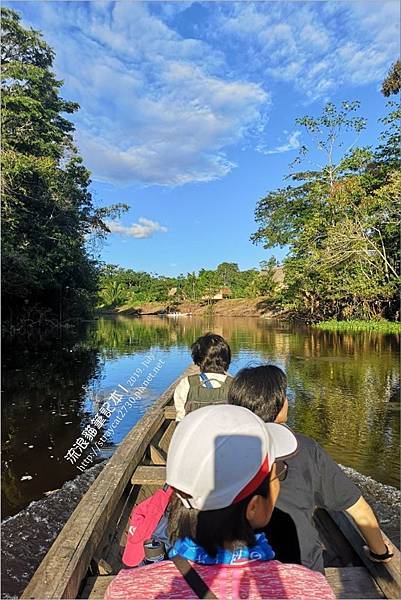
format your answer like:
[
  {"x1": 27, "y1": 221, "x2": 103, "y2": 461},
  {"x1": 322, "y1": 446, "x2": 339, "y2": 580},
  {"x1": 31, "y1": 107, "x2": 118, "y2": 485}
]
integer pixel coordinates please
[
  {"x1": 150, "y1": 444, "x2": 167, "y2": 465},
  {"x1": 131, "y1": 466, "x2": 166, "y2": 486},
  {"x1": 329, "y1": 511, "x2": 401, "y2": 600},
  {"x1": 164, "y1": 406, "x2": 176, "y2": 420},
  {"x1": 325, "y1": 567, "x2": 384, "y2": 599},
  {"x1": 80, "y1": 575, "x2": 114, "y2": 599},
  {"x1": 158, "y1": 420, "x2": 176, "y2": 454}
]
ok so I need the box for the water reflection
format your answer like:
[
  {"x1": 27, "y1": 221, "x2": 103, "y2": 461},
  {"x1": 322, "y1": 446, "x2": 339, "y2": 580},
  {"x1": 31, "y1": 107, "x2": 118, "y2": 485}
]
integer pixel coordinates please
[
  {"x1": 2, "y1": 329, "x2": 105, "y2": 518},
  {"x1": 2, "y1": 316, "x2": 399, "y2": 519},
  {"x1": 88, "y1": 316, "x2": 400, "y2": 489}
]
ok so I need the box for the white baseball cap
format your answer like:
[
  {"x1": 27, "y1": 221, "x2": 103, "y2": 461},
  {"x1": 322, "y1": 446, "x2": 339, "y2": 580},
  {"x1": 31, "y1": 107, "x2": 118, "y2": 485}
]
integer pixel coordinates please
[{"x1": 166, "y1": 404, "x2": 298, "y2": 510}]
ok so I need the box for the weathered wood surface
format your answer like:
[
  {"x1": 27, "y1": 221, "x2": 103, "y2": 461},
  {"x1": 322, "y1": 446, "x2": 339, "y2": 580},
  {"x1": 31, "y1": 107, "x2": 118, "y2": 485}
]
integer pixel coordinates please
[
  {"x1": 22, "y1": 365, "x2": 196, "y2": 600},
  {"x1": 150, "y1": 444, "x2": 167, "y2": 465},
  {"x1": 81, "y1": 575, "x2": 114, "y2": 599},
  {"x1": 131, "y1": 465, "x2": 166, "y2": 486},
  {"x1": 100, "y1": 485, "x2": 137, "y2": 572},
  {"x1": 325, "y1": 567, "x2": 385, "y2": 599},
  {"x1": 158, "y1": 420, "x2": 176, "y2": 454},
  {"x1": 164, "y1": 405, "x2": 177, "y2": 420},
  {"x1": 330, "y1": 511, "x2": 401, "y2": 600}
]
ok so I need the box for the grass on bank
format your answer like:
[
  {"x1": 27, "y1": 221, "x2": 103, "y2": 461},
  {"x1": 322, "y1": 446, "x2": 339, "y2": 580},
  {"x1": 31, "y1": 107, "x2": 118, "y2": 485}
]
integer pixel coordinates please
[{"x1": 314, "y1": 320, "x2": 401, "y2": 334}]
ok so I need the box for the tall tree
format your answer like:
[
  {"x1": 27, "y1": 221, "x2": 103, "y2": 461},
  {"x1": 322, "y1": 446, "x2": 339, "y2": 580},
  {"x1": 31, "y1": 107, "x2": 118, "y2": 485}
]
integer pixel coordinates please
[
  {"x1": 216, "y1": 262, "x2": 239, "y2": 285},
  {"x1": 252, "y1": 100, "x2": 399, "y2": 320},
  {"x1": 1, "y1": 8, "x2": 126, "y2": 333}
]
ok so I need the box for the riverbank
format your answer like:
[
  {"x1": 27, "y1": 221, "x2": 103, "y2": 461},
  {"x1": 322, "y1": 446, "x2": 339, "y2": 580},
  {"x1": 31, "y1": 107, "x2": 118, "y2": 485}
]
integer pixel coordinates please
[
  {"x1": 314, "y1": 320, "x2": 401, "y2": 334},
  {"x1": 101, "y1": 303, "x2": 401, "y2": 332},
  {"x1": 102, "y1": 297, "x2": 279, "y2": 317}
]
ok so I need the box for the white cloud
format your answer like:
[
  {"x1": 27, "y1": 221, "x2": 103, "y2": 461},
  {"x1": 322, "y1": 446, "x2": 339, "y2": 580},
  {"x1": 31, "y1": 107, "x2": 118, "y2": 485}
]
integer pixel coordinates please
[
  {"x1": 105, "y1": 218, "x2": 168, "y2": 239},
  {"x1": 260, "y1": 130, "x2": 301, "y2": 155},
  {"x1": 14, "y1": 0, "x2": 399, "y2": 188},
  {"x1": 208, "y1": 2, "x2": 400, "y2": 100},
  {"x1": 19, "y1": 2, "x2": 269, "y2": 186}
]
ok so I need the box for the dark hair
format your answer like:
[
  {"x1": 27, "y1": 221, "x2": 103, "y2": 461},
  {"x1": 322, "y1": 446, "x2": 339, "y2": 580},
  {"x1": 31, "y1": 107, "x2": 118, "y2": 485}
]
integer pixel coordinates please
[
  {"x1": 228, "y1": 365, "x2": 287, "y2": 422},
  {"x1": 191, "y1": 333, "x2": 231, "y2": 374},
  {"x1": 168, "y1": 476, "x2": 269, "y2": 557}
]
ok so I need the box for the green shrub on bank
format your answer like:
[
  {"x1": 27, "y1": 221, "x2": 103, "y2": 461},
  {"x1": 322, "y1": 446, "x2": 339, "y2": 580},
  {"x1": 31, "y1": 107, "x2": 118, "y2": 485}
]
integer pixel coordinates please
[{"x1": 314, "y1": 320, "x2": 400, "y2": 334}]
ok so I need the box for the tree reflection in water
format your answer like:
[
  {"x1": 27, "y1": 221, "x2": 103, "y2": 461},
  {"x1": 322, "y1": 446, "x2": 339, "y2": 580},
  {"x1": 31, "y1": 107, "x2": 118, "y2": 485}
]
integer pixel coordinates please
[{"x1": 2, "y1": 316, "x2": 399, "y2": 519}]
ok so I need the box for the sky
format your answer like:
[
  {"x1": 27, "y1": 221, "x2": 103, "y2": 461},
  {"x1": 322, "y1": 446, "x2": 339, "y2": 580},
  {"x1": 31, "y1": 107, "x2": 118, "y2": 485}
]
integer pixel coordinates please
[{"x1": 8, "y1": 1, "x2": 400, "y2": 276}]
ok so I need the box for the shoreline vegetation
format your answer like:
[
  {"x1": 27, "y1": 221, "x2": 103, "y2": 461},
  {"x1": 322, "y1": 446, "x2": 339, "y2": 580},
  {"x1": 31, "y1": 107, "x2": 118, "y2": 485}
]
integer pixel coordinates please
[
  {"x1": 101, "y1": 299, "x2": 400, "y2": 334},
  {"x1": 314, "y1": 320, "x2": 400, "y2": 334}
]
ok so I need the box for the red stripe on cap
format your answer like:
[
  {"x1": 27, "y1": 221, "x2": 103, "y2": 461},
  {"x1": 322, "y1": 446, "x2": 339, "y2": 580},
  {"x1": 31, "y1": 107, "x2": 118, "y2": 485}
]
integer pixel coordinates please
[{"x1": 233, "y1": 456, "x2": 270, "y2": 504}]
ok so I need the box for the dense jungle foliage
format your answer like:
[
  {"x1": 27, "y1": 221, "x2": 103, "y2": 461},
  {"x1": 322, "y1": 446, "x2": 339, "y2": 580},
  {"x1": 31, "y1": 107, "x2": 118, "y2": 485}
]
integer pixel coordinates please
[
  {"x1": 252, "y1": 62, "x2": 400, "y2": 321},
  {"x1": 1, "y1": 8, "x2": 126, "y2": 336}
]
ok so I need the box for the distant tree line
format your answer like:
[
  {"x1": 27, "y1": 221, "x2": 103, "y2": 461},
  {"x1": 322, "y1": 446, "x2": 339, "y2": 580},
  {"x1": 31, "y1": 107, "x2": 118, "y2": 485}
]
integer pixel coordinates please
[
  {"x1": 98, "y1": 259, "x2": 279, "y2": 308},
  {"x1": 252, "y1": 62, "x2": 400, "y2": 321}
]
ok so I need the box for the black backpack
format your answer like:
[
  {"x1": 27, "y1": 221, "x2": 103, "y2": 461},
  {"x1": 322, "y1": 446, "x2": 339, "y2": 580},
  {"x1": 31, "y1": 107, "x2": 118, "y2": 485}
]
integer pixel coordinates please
[{"x1": 185, "y1": 373, "x2": 232, "y2": 414}]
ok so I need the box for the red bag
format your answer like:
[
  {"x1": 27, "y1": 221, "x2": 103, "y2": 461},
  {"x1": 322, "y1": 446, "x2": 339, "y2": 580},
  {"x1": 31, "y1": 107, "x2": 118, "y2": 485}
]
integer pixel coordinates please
[{"x1": 122, "y1": 486, "x2": 173, "y2": 567}]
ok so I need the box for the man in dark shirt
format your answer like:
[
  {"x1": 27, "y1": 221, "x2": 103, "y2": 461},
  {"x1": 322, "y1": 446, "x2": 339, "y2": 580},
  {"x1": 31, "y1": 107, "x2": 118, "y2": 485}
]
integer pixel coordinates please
[
  {"x1": 229, "y1": 365, "x2": 393, "y2": 572},
  {"x1": 270, "y1": 432, "x2": 360, "y2": 571}
]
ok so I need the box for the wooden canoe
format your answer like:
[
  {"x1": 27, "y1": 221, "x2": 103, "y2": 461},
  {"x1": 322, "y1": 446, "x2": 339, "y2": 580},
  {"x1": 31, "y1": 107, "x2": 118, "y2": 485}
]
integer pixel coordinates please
[{"x1": 22, "y1": 367, "x2": 400, "y2": 600}]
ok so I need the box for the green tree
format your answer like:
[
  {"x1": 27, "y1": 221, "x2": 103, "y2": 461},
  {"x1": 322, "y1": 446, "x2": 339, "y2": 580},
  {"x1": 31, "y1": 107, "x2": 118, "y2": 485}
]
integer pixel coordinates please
[
  {"x1": 252, "y1": 100, "x2": 400, "y2": 320},
  {"x1": 381, "y1": 59, "x2": 401, "y2": 97},
  {"x1": 184, "y1": 272, "x2": 200, "y2": 301},
  {"x1": 376, "y1": 61, "x2": 401, "y2": 168},
  {"x1": 98, "y1": 281, "x2": 128, "y2": 308},
  {"x1": 198, "y1": 269, "x2": 220, "y2": 301},
  {"x1": 257, "y1": 258, "x2": 279, "y2": 298},
  {"x1": 1, "y1": 8, "x2": 127, "y2": 333},
  {"x1": 216, "y1": 262, "x2": 239, "y2": 286}
]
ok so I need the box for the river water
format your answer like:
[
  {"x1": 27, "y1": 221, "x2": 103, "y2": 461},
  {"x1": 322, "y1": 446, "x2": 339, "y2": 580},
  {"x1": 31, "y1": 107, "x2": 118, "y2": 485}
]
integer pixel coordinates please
[{"x1": 2, "y1": 315, "x2": 400, "y2": 597}]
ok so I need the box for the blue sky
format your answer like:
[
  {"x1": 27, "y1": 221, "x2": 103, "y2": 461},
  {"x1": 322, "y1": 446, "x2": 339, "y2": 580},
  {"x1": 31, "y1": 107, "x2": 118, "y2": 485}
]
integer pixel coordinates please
[{"x1": 9, "y1": 1, "x2": 400, "y2": 276}]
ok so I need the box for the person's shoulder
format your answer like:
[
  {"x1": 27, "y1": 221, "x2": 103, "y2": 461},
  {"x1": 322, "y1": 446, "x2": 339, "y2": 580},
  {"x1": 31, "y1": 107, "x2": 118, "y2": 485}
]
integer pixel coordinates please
[
  {"x1": 176, "y1": 376, "x2": 190, "y2": 388},
  {"x1": 205, "y1": 372, "x2": 229, "y2": 379},
  {"x1": 294, "y1": 433, "x2": 340, "y2": 464},
  {"x1": 104, "y1": 563, "x2": 181, "y2": 599},
  {"x1": 284, "y1": 432, "x2": 330, "y2": 475},
  {"x1": 294, "y1": 432, "x2": 320, "y2": 449},
  {"x1": 288, "y1": 432, "x2": 320, "y2": 461}
]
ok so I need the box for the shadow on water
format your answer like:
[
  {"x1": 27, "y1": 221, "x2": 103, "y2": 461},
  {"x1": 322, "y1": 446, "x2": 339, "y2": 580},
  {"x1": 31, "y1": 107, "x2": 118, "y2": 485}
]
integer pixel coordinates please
[
  {"x1": 2, "y1": 325, "x2": 105, "y2": 518},
  {"x1": 1, "y1": 315, "x2": 399, "y2": 597}
]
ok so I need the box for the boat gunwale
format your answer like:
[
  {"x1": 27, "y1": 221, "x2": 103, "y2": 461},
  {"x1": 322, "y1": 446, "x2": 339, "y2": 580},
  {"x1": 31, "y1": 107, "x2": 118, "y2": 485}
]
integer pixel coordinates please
[{"x1": 21, "y1": 365, "x2": 196, "y2": 600}]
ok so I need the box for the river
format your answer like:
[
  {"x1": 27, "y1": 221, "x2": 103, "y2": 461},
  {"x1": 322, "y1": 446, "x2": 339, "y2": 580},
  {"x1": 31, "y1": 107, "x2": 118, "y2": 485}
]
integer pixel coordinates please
[{"x1": 2, "y1": 315, "x2": 400, "y2": 597}]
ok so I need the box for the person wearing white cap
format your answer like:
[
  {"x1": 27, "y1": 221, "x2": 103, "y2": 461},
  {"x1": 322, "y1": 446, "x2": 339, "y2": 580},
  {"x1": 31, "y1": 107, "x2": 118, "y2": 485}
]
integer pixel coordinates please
[{"x1": 105, "y1": 405, "x2": 335, "y2": 599}]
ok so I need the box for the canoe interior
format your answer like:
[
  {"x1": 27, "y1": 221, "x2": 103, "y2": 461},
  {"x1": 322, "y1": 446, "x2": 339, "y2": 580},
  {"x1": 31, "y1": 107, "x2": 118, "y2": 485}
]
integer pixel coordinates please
[{"x1": 22, "y1": 369, "x2": 400, "y2": 600}]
